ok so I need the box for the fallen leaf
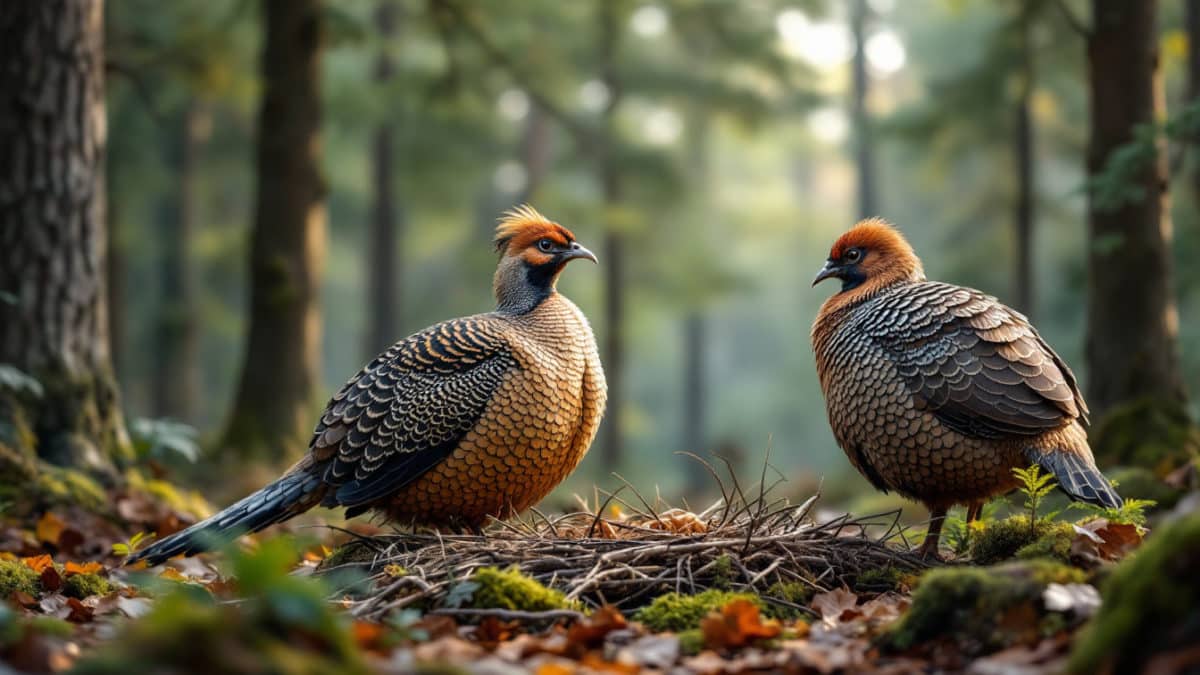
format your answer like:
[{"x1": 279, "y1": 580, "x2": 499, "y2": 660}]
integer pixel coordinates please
[
  {"x1": 21, "y1": 554, "x2": 54, "y2": 574},
  {"x1": 1072, "y1": 518, "x2": 1143, "y2": 563},
  {"x1": 700, "y1": 599, "x2": 782, "y2": 650},
  {"x1": 39, "y1": 566, "x2": 62, "y2": 592},
  {"x1": 157, "y1": 567, "x2": 188, "y2": 582},
  {"x1": 566, "y1": 605, "x2": 627, "y2": 651},
  {"x1": 64, "y1": 597, "x2": 93, "y2": 623},
  {"x1": 35, "y1": 513, "x2": 66, "y2": 546},
  {"x1": 614, "y1": 635, "x2": 680, "y2": 669},
  {"x1": 12, "y1": 590, "x2": 39, "y2": 608},
  {"x1": 63, "y1": 561, "x2": 103, "y2": 576},
  {"x1": 811, "y1": 587, "x2": 861, "y2": 626},
  {"x1": 352, "y1": 621, "x2": 387, "y2": 651}
]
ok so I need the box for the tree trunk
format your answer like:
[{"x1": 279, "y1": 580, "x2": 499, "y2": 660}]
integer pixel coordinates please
[
  {"x1": 364, "y1": 1, "x2": 403, "y2": 358},
  {"x1": 682, "y1": 311, "x2": 707, "y2": 481},
  {"x1": 1085, "y1": 0, "x2": 1186, "y2": 417},
  {"x1": 0, "y1": 0, "x2": 131, "y2": 476},
  {"x1": 850, "y1": 0, "x2": 876, "y2": 219},
  {"x1": 1013, "y1": 17, "x2": 1035, "y2": 317},
  {"x1": 153, "y1": 102, "x2": 204, "y2": 423},
  {"x1": 107, "y1": 150, "x2": 126, "y2": 382},
  {"x1": 1187, "y1": 0, "x2": 1200, "y2": 207},
  {"x1": 221, "y1": 0, "x2": 326, "y2": 462},
  {"x1": 597, "y1": 0, "x2": 625, "y2": 471},
  {"x1": 516, "y1": 103, "x2": 552, "y2": 206}
]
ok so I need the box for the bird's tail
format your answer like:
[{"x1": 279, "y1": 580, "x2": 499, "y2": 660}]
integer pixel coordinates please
[
  {"x1": 1024, "y1": 447, "x2": 1123, "y2": 510},
  {"x1": 126, "y1": 464, "x2": 327, "y2": 567}
]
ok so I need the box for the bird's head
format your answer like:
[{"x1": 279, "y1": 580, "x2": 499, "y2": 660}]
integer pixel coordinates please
[
  {"x1": 492, "y1": 205, "x2": 597, "y2": 314},
  {"x1": 813, "y1": 218, "x2": 924, "y2": 296}
]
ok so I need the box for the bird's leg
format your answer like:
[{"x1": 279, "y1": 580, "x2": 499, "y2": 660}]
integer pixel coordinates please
[
  {"x1": 965, "y1": 502, "x2": 983, "y2": 524},
  {"x1": 918, "y1": 507, "x2": 948, "y2": 560}
]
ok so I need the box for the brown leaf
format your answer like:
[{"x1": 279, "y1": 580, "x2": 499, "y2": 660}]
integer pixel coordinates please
[
  {"x1": 64, "y1": 597, "x2": 93, "y2": 623},
  {"x1": 351, "y1": 620, "x2": 387, "y2": 651},
  {"x1": 567, "y1": 605, "x2": 627, "y2": 651},
  {"x1": 810, "y1": 587, "x2": 861, "y2": 626},
  {"x1": 1072, "y1": 518, "x2": 1143, "y2": 563},
  {"x1": 700, "y1": 599, "x2": 782, "y2": 650},
  {"x1": 39, "y1": 566, "x2": 62, "y2": 592},
  {"x1": 35, "y1": 512, "x2": 66, "y2": 547},
  {"x1": 11, "y1": 590, "x2": 39, "y2": 608}
]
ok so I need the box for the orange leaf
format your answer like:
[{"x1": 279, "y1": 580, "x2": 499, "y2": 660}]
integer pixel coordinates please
[
  {"x1": 63, "y1": 561, "x2": 104, "y2": 576},
  {"x1": 567, "y1": 605, "x2": 628, "y2": 651},
  {"x1": 157, "y1": 567, "x2": 188, "y2": 582},
  {"x1": 534, "y1": 664, "x2": 575, "y2": 675},
  {"x1": 700, "y1": 599, "x2": 782, "y2": 650},
  {"x1": 351, "y1": 621, "x2": 386, "y2": 649},
  {"x1": 35, "y1": 512, "x2": 66, "y2": 546},
  {"x1": 21, "y1": 554, "x2": 54, "y2": 573}
]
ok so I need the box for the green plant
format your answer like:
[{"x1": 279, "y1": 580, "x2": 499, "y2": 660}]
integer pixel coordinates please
[
  {"x1": 112, "y1": 531, "x2": 155, "y2": 558},
  {"x1": 634, "y1": 590, "x2": 762, "y2": 632},
  {"x1": 1013, "y1": 464, "x2": 1056, "y2": 534},
  {"x1": 1069, "y1": 497, "x2": 1157, "y2": 527}
]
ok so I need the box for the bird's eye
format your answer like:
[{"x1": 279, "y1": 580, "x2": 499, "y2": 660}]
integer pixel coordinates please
[
  {"x1": 537, "y1": 238, "x2": 555, "y2": 252},
  {"x1": 844, "y1": 248, "x2": 863, "y2": 263}
]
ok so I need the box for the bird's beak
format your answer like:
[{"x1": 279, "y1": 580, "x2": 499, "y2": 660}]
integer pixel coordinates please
[
  {"x1": 563, "y1": 243, "x2": 598, "y2": 264},
  {"x1": 812, "y1": 259, "x2": 839, "y2": 287}
]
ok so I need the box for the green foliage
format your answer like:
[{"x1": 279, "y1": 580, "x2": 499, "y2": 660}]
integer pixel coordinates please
[
  {"x1": 1087, "y1": 99, "x2": 1200, "y2": 212},
  {"x1": 0, "y1": 366, "x2": 43, "y2": 398},
  {"x1": 464, "y1": 566, "x2": 578, "y2": 612},
  {"x1": 884, "y1": 560, "x2": 1084, "y2": 654},
  {"x1": 1104, "y1": 466, "x2": 1181, "y2": 510},
  {"x1": 76, "y1": 538, "x2": 368, "y2": 675},
  {"x1": 1069, "y1": 512, "x2": 1200, "y2": 674},
  {"x1": 1013, "y1": 464, "x2": 1057, "y2": 530},
  {"x1": 855, "y1": 567, "x2": 908, "y2": 593},
  {"x1": 34, "y1": 466, "x2": 107, "y2": 511},
  {"x1": 709, "y1": 554, "x2": 734, "y2": 590},
  {"x1": 0, "y1": 560, "x2": 40, "y2": 597},
  {"x1": 1069, "y1": 496, "x2": 1158, "y2": 527},
  {"x1": 677, "y1": 628, "x2": 705, "y2": 656},
  {"x1": 130, "y1": 418, "x2": 200, "y2": 463},
  {"x1": 634, "y1": 589, "x2": 761, "y2": 632},
  {"x1": 63, "y1": 573, "x2": 113, "y2": 599},
  {"x1": 112, "y1": 531, "x2": 155, "y2": 558},
  {"x1": 970, "y1": 515, "x2": 1074, "y2": 565}
]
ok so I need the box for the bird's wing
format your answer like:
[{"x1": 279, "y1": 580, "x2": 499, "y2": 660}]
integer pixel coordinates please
[
  {"x1": 863, "y1": 282, "x2": 1087, "y2": 440},
  {"x1": 310, "y1": 316, "x2": 518, "y2": 509}
]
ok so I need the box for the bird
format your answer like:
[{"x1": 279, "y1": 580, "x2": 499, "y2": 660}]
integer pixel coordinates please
[
  {"x1": 810, "y1": 218, "x2": 1121, "y2": 558},
  {"x1": 130, "y1": 206, "x2": 606, "y2": 566}
]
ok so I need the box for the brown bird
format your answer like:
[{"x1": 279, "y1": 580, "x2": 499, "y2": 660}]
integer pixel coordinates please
[
  {"x1": 810, "y1": 218, "x2": 1121, "y2": 558},
  {"x1": 131, "y1": 206, "x2": 606, "y2": 566}
]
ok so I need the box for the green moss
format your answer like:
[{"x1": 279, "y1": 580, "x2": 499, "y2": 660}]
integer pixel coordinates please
[
  {"x1": 1107, "y1": 466, "x2": 1182, "y2": 509},
  {"x1": 634, "y1": 589, "x2": 761, "y2": 632},
  {"x1": 0, "y1": 560, "x2": 39, "y2": 597},
  {"x1": 467, "y1": 566, "x2": 577, "y2": 612},
  {"x1": 856, "y1": 566, "x2": 908, "y2": 592},
  {"x1": 677, "y1": 628, "x2": 704, "y2": 655},
  {"x1": 35, "y1": 466, "x2": 106, "y2": 511},
  {"x1": 883, "y1": 560, "x2": 1084, "y2": 655},
  {"x1": 1090, "y1": 397, "x2": 1200, "y2": 475},
  {"x1": 709, "y1": 555, "x2": 734, "y2": 590},
  {"x1": 970, "y1": 515, "x2": 1074, "y2": 564},
  {"x1": 316, "y1": 540, "x2": 380, "y2": 571},
  {"x1": 63, "y1": 572, "x2": 113, "y2": 599},
  {"x1": 762, "y1": 582, "x2": 815, "y2": 620},
  {"x1": 125, "y1": 469, "x2": 211, "y2": 520},
  {"x1": 1069, "y1": 511, "x2": 1200, "y2": 674}
]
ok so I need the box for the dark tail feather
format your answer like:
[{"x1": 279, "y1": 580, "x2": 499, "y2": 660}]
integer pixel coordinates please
[
  {"x1": 127, "y1": 469, "x2": 326, "y2": 567},
  {"x1": 1025, "y1": 448, "x2": 1123, "y2": 509}
]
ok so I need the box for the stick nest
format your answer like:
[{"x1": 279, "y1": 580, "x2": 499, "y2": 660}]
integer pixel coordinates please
[{"x1": 331, "y1": 460, "x2": 927, "y2": 621}]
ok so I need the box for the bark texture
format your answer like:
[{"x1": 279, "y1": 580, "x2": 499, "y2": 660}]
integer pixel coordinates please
[
  {"x1": 1084, "y1": 0, "x2": 1186, "y2": 417},
  {"x1": 0, "y1": 0, "x2": 131, "y2": 475},
  {"x1": 222, "y1": 0, "x2": 326, "y2": 462}
]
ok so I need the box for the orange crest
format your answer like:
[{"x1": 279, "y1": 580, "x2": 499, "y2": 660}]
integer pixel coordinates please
[
  {"x1": 827, "y1": 217, "x2": 917, "y2": 264},
  {"x1": 494, "y1": 205, "x2": 576, "y2": 255}
]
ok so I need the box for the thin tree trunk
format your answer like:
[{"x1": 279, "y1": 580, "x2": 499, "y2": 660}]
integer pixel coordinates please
[
  {"x1": 364, "y1": 1, "x2": 402, "y2": 358},
  {"x1": 598, "y1": 0, "x2": 625, "y2": 471},
  {"x1": 154, "y1": 102, "x2": 204, "y2": 423},
  {"x1": 516, "y1": 103, "x2": 552, "y2": 206},
  {"x1": 1085, "y1": 0, "x2": 1186, "y2": 416},
  {"x1": 851, "y1": 0, "x2": 876, "y2": 219},
  {"x1": 0, "y1": 0, "x2": 131, "y2": 475},
  {"x1": 222, "y1": 0, "x2": 326, "y2": 462},
  {"x1": 1013, "y1": 15, "x2": 1035, "y2": 317},
  {"x1": 107, "y1": 151, "x2": 126, "y2": 382}
]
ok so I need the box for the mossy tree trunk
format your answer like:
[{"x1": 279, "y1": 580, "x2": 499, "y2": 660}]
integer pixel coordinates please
[
  {"x1": 0, "y1": 0, "x2": 132, "y2": 483},
  {"x1": 1084, "y1": 0, "x2": 1187, "y2": 419},
  {"x1": 221, "y1": 0, "x2": 327, "y2": 463}
]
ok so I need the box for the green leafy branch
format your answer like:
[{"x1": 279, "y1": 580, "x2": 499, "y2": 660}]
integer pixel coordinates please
[{"x1": 1013, "y1": 464, "x2": 1056, "y2": 534}]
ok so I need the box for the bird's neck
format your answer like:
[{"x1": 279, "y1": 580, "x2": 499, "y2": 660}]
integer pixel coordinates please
[{"x1": 494, "y1": 257, "x2": 560, "y2": 315}]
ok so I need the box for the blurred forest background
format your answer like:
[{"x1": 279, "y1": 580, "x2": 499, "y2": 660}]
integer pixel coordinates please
[{"x1": 5, "y1": 0, "x2": 1199, "y2": 515}]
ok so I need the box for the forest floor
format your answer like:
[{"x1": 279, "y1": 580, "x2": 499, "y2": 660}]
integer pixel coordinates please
[{"x1": 0, "y1": 462, "x2": 1195, "y2": 674}]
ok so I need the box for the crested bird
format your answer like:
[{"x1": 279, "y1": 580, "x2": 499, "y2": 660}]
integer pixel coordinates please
[
  {"x1": 810, "y1": 218, "x2": 1121, "y2": 558},
  {"x1": 130, "y1": 206, "x2": 606, "y2": 566}
]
